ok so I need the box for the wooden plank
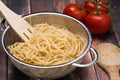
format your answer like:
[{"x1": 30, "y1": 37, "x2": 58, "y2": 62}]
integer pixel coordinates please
[
  {"x1": 52, "y1": 0, "x2": 76, "y2": 13},
  {"x1": 0, "y1": 8, "x2": 7, "y2": 80},
  {"x1": 1, "y1": 0, "x2": 8, "y2": 5},
  {"x1": 0, "y1": 51, "x2": 7, "y2": 80},
  {"x1": 30, "y1": 0, "x2": 54, "y2": 13},
  {"x1": 108, "y1": 0, "x2": 120, "y2": 46},
  {"x1": 0, "y1": 2, "x2": 7, "y2": 80},
  {"x1": 6, "y1": 0, "x2": 31, "y2": 15},
  {"x1": 0, "y1": 43, "x2": 7, "y2": 80},
  {"x1": 30, "y1": 0, "x2": 77, "y2": 13},
  {"x1": 114, "y1": 10, "x2": 120, "y2": 47},
  {"x1": 94, "y1": 64, "x2": 110, "y2": 80}
]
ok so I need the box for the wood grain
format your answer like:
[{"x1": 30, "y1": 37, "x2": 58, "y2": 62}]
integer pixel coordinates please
[
  {"x1": 30, "y1": 0, "x2": 54, "y2": 13},
  {"x1": 52, "y1": 0, "x2": 77, "y2": 13},
  {"x1": 0, "y1": 2, "x2": 8, "y2": 79},
  {"x1": 0, "y1": 22, "x2": 7, "y2": 80},
  {"x1": 6, "y1": 0, "x2": 31, "y2": 15},
  {"x1": 109, "y1": 0, "x2": 120, "y2": 47},
  {"x1": 0, "y1": 0, "x2": 120, "y2": 80},
  {"x1": 94, "y1": 64, "x2": 110, "y2": 80}
]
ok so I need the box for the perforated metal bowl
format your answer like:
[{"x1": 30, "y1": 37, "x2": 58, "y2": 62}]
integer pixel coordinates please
[{"x1": 1, "y1": 12, "x2": 98, "y2": 79}]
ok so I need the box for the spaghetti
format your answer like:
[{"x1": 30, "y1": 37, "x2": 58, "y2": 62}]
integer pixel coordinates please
[{"x1": 8, "y1": 23, "x2": 87, "y2": 66}]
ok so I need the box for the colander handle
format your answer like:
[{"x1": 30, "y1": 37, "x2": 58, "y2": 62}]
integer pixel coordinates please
[
  {"x1": 0, "y1": 15, "x2": 22, "y2": 31},
  {"x1": 72, "y1": 47, "x2": 98, "y2": 67},
  {"x1": 0, "y1": 18, "x2": 8, "y2": 30}
]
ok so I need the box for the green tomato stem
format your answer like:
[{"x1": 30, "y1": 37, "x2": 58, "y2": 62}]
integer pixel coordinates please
[
  {"x1": 108, "y1": 6, "x2": 115, "y2": 34},
  {"x1": 92, "y1": 1, "x2": 115, "y2": 34},
  {"x1": 79, "y1": 1, "x2": 87, "y2": 10},
  {"x1": 95, "y1": 0, "x2": 100, "y2": 15}
]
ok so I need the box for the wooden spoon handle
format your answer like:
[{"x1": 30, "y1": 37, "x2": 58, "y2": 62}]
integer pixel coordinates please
[
  {"x1": 0, "y1": 0, "x2": 27, "y2": 28},
  {"x1": 0, "y1": 1, "x2": 34, "y2": 41},
  {"x1": 106, "y1": 66, "x2": 120, "y2": 80},
  {"x1": 109, "y1": 71, "x2": 120, "y2": 80}
]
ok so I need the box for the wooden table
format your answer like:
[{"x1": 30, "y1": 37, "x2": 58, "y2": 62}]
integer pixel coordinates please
[{"x1": 0, "y1": 0, "x2": 120, "y2": 80}]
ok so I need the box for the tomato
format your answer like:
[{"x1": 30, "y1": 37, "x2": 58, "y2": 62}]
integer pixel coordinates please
[
  {"x1": 63, "y1": 4, "x2": 87, "y2": 23},
  {"x1": 84, "y1": 0, "x2": 109, "y2": 13},
  {"x1": 85, "y1": 11, "x2": 111, "y2": 35}
]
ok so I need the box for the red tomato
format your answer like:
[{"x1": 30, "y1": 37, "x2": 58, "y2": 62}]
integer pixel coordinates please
[
  {"x1": 85, "y1": 11, "x2": 111, "y2": 35},
  {"x1": 63, "y1": 4, "x2": 87, "y2": 23},
  {"x1": 84, "y1": 0, "x2": 109, "y2": 13}
]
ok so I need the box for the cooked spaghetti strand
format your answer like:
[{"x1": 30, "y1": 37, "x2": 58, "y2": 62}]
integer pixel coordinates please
[{"x1": 8, "y1": 23, "x2": 87, "y2": 66}]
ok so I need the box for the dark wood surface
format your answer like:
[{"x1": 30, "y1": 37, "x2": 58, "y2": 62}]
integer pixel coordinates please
[{"x1": 0, "y1": 0, "x2": 120, "y2": 80}]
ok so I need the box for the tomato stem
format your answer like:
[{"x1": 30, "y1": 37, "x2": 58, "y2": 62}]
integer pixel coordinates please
[
  {"x1": 108, "y1": 6, "x2": 115, "y2": 34},
  {"x1": 79, "y1": 1, "x2": 87, "y2": 10},
  {"x1": 95, "y1": 0, "x2": 100, "y2": 15},
  {"x1": 92, "y1": 1, "x2": 115, "y2": 34}
]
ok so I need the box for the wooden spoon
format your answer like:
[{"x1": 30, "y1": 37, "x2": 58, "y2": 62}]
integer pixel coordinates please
[
  {"x1": 96, "y1": 43, "x2": 120, "y2": 80},
  {"x1": 0, "y1": 0, "x2": 34, "y2": 42}
]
